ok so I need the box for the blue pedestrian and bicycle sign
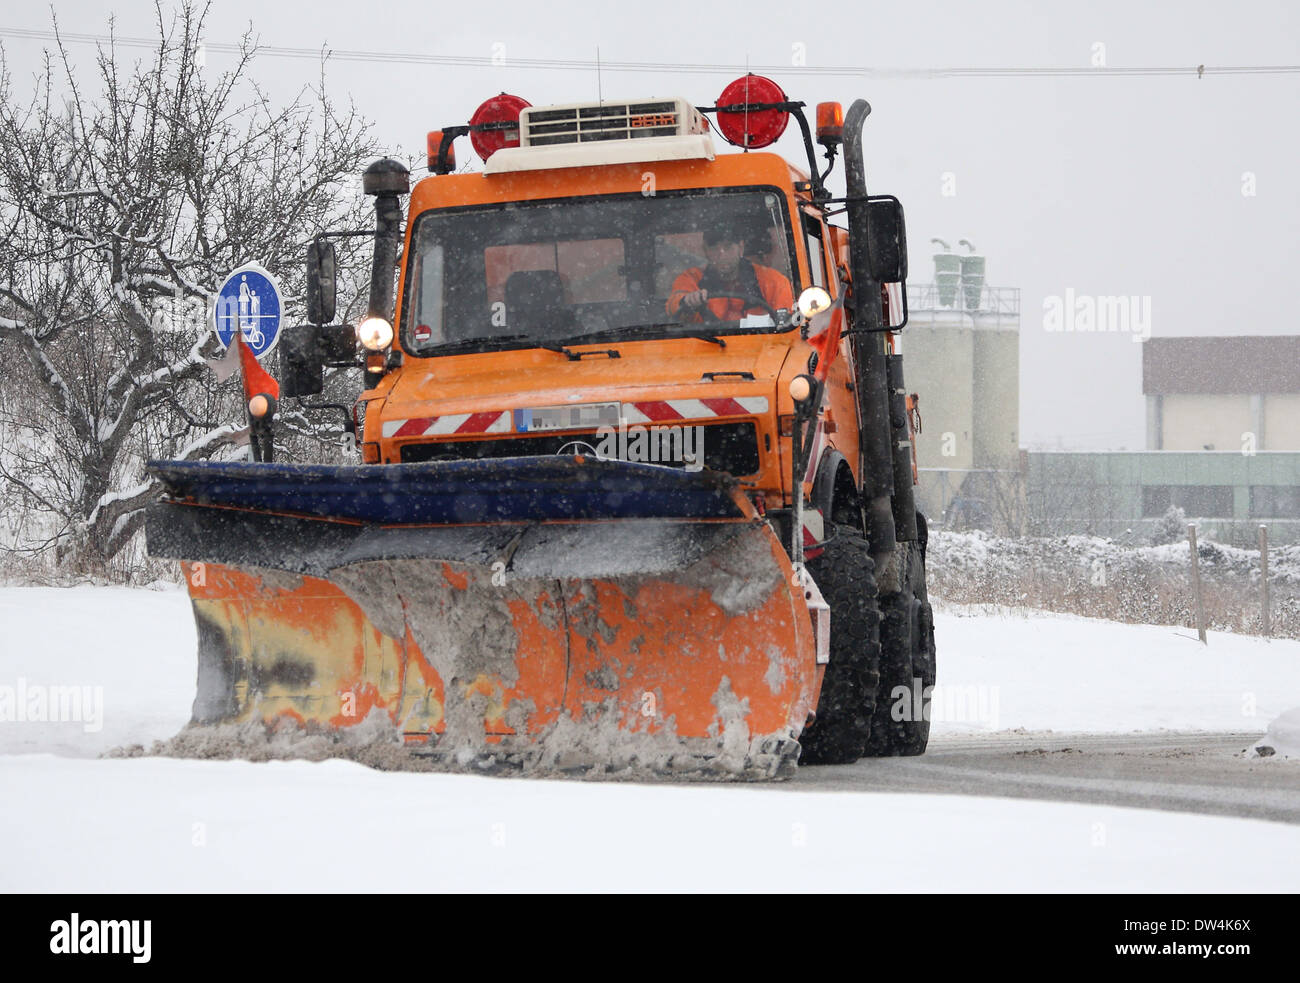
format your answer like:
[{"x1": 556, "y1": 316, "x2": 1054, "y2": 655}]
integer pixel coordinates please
[{"x1": 214, "y1": 262, "x2": 283, "y2": 359}]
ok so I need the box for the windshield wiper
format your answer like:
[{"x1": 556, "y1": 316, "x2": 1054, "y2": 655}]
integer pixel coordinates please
[
  {"x1": 418, "y1": 333, "x2": 587, "y2": 359},
  {"x1": 530, "y1": 340, "x2": 584, "y2": 360},
  {"x1": 420, "y1": 323, "x2": 723, "y2": 359},
  {"x1": 553, "y1": 323, "x2": 728, "y2": 349},
  {"x1": 684, "y1": 331, "x2": 726, "y2": 348}
]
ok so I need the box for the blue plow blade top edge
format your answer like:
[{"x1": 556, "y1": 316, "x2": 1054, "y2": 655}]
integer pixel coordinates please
[{"x1": 143, "y1": 455, "x2": 745, "y2": 524}]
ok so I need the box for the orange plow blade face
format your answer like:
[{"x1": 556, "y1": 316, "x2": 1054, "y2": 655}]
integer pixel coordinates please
[{"x1": 149, "y1": 457, "x2": 821, "y2": 774}]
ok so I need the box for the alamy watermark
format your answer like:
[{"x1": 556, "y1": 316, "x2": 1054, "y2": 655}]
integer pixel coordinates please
[
  {"x1": 147, "y1": 289, "x2": 246, "y2": 337},
  {"x1": 890, "y1": 677, "x2": 1000, "y2": 729},
  {"x1": 50, "y1": 914, "x2": 150, "y2": 963},
  {"x1": 591, "y1": 423, "x2": 704, "y2": 472},
  {"x1": 1043, "y1": 288, "x2": 1151, "y2": 342},
  {"x1": 0, "y1": 678, "x2": 104, "y2": 732}
]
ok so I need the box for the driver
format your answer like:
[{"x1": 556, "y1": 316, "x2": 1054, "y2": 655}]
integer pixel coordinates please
[{"x1": 667, "y1": 227, "x2": 793, "y2": 322}]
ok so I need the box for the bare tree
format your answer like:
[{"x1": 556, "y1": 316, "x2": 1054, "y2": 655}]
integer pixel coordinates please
[{"x1": 0, "y1": 1, "x2": 375, "y2": 575}]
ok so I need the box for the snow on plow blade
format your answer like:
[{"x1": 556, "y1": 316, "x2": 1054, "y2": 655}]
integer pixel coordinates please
[{"x1": 144, "y1": 457, "x2": 818, "y2": 779}]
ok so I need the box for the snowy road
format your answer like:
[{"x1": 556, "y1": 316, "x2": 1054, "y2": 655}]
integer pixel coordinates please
[{"x1": 791, "y1": 731, "x2": 1300, "y2": 824}]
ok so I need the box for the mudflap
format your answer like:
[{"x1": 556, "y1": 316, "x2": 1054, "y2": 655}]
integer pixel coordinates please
[{"x1": 146, "y1": 458, "x2": 819, "y2": 780}]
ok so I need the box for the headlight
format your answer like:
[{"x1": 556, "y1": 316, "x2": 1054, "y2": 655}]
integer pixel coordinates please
[
  {"x1": 357, "y1": 316, "x2": 394, "y2": 351},
  {"x1": 796, "y1": 286, "x2": 833, "y2": 322}
]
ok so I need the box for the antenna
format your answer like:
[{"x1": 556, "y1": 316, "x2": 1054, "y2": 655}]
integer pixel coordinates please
[{"x1": 597, "y1": 46, "x2": 603, "y2": 104}]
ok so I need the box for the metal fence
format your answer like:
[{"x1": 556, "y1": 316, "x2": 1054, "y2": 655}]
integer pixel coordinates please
[{"x1": 906, "y1": 281, "x2": 1020, "y2": 316}]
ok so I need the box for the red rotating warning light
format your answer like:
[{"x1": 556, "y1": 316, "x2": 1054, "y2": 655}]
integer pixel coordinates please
[
  {"x1": 427, "y1": 130, "x2": 456, "y2": 174},
  {"x1": 469, "y1": 93, "x2": 532, "y2": 162},
  {"x1": 715, "y1": 74, "x2": 789, "y2": 149}
]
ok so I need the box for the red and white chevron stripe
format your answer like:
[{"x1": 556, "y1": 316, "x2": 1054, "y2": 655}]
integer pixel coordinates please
[
  {"x1": 885, "y1": 282, "x2": 905, "y2": 327},
  {"x1": 621, "y1": 396, "x2": 768, "y2": 424},
  {"x1": 383, "y1": 397, "x2": 770, "y2": 440},
  {"x1": 803, "y1": 507, "x2": 826, "y2": 559},
  {"x1": 382, "y1": 411, "x2": 512, "y2": 439}
]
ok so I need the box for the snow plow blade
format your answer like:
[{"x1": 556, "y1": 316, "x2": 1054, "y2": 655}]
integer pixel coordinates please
[{"x1": 144, "y1": 457, "x2": 819, "y2": 779}]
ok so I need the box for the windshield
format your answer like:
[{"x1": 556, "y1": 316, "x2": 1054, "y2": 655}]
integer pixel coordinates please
[{"x1": 403, "y1": 188, "x2": 797, "y2": 354}]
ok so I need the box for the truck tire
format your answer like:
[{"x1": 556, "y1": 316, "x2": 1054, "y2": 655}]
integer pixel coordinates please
[
  {"x1": 798, "y1": 525, "x2": 882, "y2": 765},
  {"x1": 866, "y1": 514, "x2": 937, "y2": 756}
]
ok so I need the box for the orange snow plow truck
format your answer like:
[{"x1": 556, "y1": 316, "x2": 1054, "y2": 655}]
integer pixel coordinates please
[{"x1": 145, "y1": 77, "x2": 936, "y2": 779}]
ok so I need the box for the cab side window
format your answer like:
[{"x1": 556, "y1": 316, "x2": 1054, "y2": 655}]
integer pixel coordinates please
[{"x1": 802, "y1": 211, "x2": 827, "y2": 289}]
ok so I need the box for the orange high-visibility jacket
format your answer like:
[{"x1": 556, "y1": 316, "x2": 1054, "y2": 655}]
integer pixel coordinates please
[{"x1": 667, "y1": 260, "x2": 794, "y2": 321}]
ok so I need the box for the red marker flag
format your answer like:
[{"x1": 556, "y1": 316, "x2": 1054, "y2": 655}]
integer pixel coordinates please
[{"x1": 235, "y1": 331, "x2": 279, "y2": 404}]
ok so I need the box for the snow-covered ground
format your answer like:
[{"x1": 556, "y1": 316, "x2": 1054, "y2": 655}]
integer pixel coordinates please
[
  {"x1": 1257, "y1": 708, "x2": 1300, "y2": 758},
  {"x1": 0, "y1": 586, "x2": 197, "y2": 757},
  {"x1": 3, "y1": 585, "x2": 1296, "y2": 757},
  {"x1": 930, "y1": 601, "x2": 1300, "y2": 734},
  {"x1": 6, "y1": 753, "x2": 1298, "y2": 892},
  {"x1": 1, "y1": 585, "x2": 1297, "y2": 891}
]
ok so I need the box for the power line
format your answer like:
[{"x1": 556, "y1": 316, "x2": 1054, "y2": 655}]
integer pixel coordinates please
[{"x1": 2, "y1": 26, "x2": 1298, "y2": 79}]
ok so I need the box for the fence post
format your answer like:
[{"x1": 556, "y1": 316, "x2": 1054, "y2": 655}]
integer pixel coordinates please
[
  {"x1": 1188, "y1": 523, "x2": 1207, "y2": 645},
  {"x1": 1259, "y1": 524, "x2": 1271, "y2": 638}
]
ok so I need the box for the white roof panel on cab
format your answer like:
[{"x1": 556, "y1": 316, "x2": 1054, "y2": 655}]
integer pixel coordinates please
[
  {"x1": 484, "y1": 96, "x2": 716, "y2": 174},
  {"x1": 484, "y1": 134, "x2": 716, "y2": 175}
]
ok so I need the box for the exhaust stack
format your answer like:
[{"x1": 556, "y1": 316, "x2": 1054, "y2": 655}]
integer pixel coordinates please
[{"x1": 362, "y1": 158, "x2": 411, "y2": 323}]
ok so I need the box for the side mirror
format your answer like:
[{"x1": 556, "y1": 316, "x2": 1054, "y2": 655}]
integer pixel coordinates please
[
  {"x1": 280, "y1": 324, "x2": 324, "y2": 397},
  {"x1": 306, "y1": 240, "x2": 337, "y2": 325},
  {"x1": 280, "y1": 323, "x2": 361, "y2": 398},
  {"x1": 867, "y1": 196, "x2": 908, "y2": 284}
]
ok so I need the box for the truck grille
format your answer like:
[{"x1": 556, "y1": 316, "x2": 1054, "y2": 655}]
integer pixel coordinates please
[
  {"x1": 400, "y1": 421, "x2": 761, "y2": 477},
  {"x1": 522, "y1": 99, "x2": 705, "y2": 147}
]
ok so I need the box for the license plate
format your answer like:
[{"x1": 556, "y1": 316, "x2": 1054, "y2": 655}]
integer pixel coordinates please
[{"x1": 517, "y1": 402, "x2": 621, "y2": 432}]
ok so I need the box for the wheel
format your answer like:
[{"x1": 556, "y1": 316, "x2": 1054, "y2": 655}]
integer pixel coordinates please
[
  {"x1": 866, "y1": 514, "x2": 938, "y2": 756},
  {"x1": 798, "y1": 524, "x2": 882, "y2": 765}
]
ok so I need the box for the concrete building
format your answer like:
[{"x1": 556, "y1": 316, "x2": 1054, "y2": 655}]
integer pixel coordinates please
[
  {"x1": 1144, "y1": 336, "x2": 1300, "y2": 452},
  {"x1": 1025, "y1": 451, "x2": 1300, "y2": 544},
  {"x1": 896, "y1": 256, "x2": 1300, "y2": 546},
  {"x1": 901, "y1": 246, "x2": 1021, "y2": 532},
  {"x1": 1024, "y1": 336, "x2": 1300, "y2": 545}
]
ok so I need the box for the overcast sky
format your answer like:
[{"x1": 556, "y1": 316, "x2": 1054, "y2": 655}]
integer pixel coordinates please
[{"x1": 3, "y1": 0, "x2": 1297, "y2": 450}]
